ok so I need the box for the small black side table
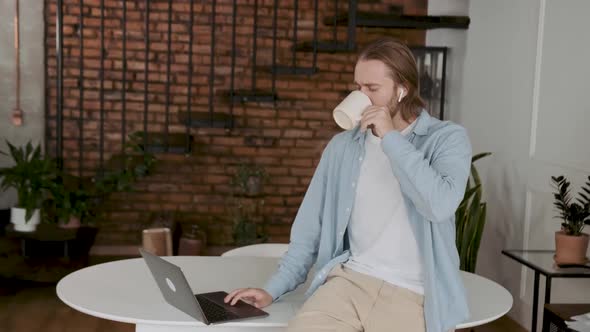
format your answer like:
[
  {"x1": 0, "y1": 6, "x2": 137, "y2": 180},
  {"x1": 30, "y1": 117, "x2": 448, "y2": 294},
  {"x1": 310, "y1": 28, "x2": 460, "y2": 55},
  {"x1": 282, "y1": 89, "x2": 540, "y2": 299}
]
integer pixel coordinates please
[
  {"x1": 5, "y1": 223, "x2": 97, "y2": 260},
  {"x1": 502, "y1": 250, "x2": 590, "y2": 332},
  {"x1": 5, "y1": 223, "x2": 78, "y2": 258}
]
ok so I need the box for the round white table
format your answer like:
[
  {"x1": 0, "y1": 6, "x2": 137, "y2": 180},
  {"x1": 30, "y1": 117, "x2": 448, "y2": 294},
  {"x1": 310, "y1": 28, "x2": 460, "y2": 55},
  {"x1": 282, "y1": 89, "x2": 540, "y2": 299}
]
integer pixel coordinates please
[{"x1": 56, "y1": 256, "x2": 512, "y2": 331}]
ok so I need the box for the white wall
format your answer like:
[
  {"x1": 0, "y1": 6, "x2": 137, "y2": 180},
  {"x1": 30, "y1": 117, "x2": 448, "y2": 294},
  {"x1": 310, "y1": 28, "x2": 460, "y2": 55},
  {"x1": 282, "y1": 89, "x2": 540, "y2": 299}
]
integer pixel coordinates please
[
  {"x1": 0, "y1": 1, "x2": 46, "y2": 208},
  {"x1": 428, "y1": 0, "x2": 590, "y2": 331}
]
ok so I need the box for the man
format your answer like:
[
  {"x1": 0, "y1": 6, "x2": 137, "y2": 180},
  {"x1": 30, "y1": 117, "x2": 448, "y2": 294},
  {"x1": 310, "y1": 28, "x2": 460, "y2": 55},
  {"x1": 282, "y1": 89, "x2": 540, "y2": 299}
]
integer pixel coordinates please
[{"x1": 224, "y1": 37, "x2": 471, "y2": 332}]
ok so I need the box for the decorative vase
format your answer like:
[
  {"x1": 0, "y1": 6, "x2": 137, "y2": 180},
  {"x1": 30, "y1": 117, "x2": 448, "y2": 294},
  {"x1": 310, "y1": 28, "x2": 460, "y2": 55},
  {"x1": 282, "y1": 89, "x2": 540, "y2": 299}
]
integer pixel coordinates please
[
  {"x1": 10, "y1": 207, "x2": 40, "y2": 232},
  {"x1": 178, "y1": 224, "x2": 207, "y2": 256},
  {"x1": 554, "y1": 231, "x2": 589, "y2": 264}
]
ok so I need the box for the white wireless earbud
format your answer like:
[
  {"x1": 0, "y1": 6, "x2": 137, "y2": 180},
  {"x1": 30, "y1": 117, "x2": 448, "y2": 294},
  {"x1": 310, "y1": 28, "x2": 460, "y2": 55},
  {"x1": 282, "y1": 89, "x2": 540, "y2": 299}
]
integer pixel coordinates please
[{"x1": 398, "y1": 89, "x2": 406, "y2": 103}]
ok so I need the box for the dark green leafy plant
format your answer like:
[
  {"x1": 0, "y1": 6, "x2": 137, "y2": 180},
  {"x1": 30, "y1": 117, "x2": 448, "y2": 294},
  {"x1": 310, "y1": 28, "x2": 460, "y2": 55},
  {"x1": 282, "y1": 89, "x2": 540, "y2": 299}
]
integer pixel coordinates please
[
  {"x1": 551, "y1": 175, "x2": 590, "y2": 236},
  {"x1": 232, "y1": 221, "x2": 257, "y2": 246},
  {"x1": 45, "y1": 132, "x2": 157, "y2": 225},
  {"x1": 45, "y1": 174, "x2": 97, "y2": 223},
  {"x1": 0, "y1": 141, "x2": 56, "y2": 222},
  {"x1": 94, "y1": 132, "x2": 157, "y2": 194},
  {"x1": 456, "y1": 152, "x2": 491, "y2": 273},
  {"x1": 230, "y1": 197, "x2": 268, "y2": 246},
  {"x1": 228, "y1": 163, "x2": 269, "y2": 245}
]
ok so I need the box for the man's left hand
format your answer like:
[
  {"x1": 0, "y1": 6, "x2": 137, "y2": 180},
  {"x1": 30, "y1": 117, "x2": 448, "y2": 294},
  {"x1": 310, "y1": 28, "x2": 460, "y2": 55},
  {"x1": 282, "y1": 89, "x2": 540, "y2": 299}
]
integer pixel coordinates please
[{"x1": 360, "y1": 106, "x2": 395, "y2": 138}]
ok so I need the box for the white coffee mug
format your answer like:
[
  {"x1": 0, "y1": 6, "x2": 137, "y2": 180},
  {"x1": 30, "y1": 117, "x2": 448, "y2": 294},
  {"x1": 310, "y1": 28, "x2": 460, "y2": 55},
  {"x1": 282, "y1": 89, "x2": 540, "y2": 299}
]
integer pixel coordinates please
[{"x1": 332, "y1": 91, "x2": 372, "y2": 130}]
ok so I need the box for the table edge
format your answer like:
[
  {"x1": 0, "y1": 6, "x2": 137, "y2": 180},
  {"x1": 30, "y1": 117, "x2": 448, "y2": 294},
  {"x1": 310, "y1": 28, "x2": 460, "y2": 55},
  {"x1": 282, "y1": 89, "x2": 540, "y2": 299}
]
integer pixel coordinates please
[{"x1": 502, "y1": 250, "x2": 590, "y2": 277}]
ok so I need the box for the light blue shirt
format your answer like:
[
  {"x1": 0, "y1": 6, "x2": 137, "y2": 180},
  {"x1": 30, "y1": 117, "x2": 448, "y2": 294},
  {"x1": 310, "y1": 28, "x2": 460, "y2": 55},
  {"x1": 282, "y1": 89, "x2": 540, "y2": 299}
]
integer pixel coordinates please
[{"x1": 263, "y1": 110, "x2": 472, "y2": 332}]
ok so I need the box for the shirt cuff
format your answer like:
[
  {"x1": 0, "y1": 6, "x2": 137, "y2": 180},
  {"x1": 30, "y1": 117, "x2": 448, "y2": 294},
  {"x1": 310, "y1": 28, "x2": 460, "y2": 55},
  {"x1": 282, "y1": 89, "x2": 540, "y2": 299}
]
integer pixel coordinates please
[{"x1": 263, "y1": 276, "x2": 288, "y2": 302}]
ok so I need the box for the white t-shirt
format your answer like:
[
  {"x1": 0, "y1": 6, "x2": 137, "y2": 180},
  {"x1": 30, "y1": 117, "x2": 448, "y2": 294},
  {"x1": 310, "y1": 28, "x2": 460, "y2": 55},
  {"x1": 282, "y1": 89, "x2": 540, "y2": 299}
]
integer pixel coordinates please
[{"x1": 344, "y1": 122, "x2": 424, "y2": 295}]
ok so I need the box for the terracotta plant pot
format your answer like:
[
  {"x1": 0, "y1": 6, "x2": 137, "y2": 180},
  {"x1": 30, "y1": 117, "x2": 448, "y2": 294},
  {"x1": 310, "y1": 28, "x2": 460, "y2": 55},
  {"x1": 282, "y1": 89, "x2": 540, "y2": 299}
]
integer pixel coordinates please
[
  {"x1": 554, "y1": 231, "x2": 589, "y2": 264},
  {"x1": 58, "y1": 216, "x2": 81, "y2": 229}
]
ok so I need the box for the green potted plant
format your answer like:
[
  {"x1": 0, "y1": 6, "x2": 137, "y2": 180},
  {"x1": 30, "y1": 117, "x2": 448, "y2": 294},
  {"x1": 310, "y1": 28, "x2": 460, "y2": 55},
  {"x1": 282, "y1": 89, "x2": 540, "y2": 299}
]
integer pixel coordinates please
[
  {"x1": 231, "y1": 163, "x2": 268, "y2": 197},
  {"x1": 551, "y1": 175, "x2": 590, "y2": 264},
  {"x1": 96, "y1": 131, "x2": 157, "y2": 194},
  {"x1": 45, "y1": 174, "x2": 96, "y2": 229},
  {"x1": 455, "y1": 152, "x2": 491, "y2": 273},
  {"x1": 0, "y1": 141, "x2": 56, "y2": 232},
  {"x1": 230, "y1": 198, "x2": 268, "y2": 246},
  {"x1": 228, "y1": 163, "x2": 269, "y2": 245}
]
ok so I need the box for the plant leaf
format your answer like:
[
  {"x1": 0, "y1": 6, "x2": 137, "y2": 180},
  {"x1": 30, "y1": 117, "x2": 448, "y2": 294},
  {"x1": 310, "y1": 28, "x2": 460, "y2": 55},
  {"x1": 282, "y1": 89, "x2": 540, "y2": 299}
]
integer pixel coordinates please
[
  {"x1": 456, "y1": 153, "x2": 491, "y2": 272},
  {"x1": 472, "y1": 152, "x2": 492, "y2": 164}
]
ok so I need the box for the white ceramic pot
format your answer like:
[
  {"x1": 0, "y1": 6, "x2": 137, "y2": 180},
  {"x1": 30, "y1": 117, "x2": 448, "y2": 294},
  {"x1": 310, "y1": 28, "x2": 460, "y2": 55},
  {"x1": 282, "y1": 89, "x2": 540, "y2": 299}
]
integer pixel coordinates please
[{"x1": 10, "y1": 207, "x2": 40, "y2": 232}]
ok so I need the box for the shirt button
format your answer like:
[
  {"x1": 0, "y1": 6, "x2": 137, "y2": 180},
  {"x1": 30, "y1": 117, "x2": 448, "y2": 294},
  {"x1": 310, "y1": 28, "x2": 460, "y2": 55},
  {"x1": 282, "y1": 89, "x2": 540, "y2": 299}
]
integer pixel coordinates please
[
  {"x1": 359, "y1": 157, "x2": 363, "y2": 161},
  {"x1": 352, "y1": 182, "x2": 356, "y2": 188},
  {"x1": 346, "y1": 208, "x2": 350, "y2": 212}
]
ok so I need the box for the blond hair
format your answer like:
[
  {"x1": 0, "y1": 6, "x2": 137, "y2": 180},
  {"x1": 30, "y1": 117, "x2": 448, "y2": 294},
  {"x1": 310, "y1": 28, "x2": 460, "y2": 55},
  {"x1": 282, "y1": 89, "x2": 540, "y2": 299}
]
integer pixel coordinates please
[{"x1": 358, "y1": 38, "x2": 426, "y2": 121}]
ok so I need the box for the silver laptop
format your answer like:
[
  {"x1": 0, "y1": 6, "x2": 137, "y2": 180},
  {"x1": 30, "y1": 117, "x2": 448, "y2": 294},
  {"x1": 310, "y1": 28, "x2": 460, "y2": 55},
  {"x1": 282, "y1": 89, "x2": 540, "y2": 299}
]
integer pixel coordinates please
[{"x1": 139, "y1": 249, "x2": 269, "y2": 324}]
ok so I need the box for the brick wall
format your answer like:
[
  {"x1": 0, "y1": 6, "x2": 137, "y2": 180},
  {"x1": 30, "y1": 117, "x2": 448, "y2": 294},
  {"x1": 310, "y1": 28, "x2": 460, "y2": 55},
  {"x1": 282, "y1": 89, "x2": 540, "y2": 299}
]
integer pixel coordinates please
[{"x1": 45, "y1": 0, "x2": 426, "y2": 247}]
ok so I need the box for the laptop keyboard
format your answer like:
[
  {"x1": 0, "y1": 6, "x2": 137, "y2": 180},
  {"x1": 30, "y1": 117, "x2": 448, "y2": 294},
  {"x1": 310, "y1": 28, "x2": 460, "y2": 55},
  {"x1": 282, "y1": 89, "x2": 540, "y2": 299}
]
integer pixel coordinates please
[{"x1": 196, "y1": 295, "x2": 239, "y2": 322}]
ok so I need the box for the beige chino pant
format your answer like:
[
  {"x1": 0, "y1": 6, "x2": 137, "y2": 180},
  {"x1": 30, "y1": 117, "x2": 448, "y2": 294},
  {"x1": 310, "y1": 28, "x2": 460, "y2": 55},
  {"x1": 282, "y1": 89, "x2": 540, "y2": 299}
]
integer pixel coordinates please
[{"x1": 287, "y1": 264, "x2": 427, "y2": 332}]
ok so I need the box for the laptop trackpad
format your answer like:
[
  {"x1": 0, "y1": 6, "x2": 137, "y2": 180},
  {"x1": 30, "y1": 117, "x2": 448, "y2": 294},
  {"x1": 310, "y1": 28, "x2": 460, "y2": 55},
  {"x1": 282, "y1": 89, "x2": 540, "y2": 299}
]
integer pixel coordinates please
[{"x1": 199, "y1": 291, "x2": 269, "y2": 317}]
